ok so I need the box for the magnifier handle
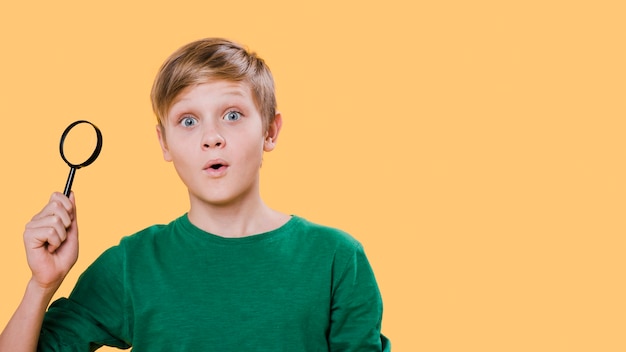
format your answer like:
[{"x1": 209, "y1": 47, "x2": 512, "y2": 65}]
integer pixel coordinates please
[{"x1": 64, "y1": 167, "x2": 76, "y2": 197}]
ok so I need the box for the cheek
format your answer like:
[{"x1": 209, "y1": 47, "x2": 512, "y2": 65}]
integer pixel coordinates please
[
  {"x1": 167, "y1": 142, "x2": 197, "y2": 168},
  {"x1": 235, "y1": 139, "x2": 265, "y2": 168}
]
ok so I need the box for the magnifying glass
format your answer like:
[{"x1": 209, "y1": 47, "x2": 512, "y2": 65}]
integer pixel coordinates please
[{"x1": 59, "y1": 120, "x2": 103, "y2": 197}]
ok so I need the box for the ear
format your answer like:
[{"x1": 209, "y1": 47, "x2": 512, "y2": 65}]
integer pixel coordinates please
[
  {"x1": 156, "y1": 125, "x2": 173, "y2": 162},
  {"x1": 264, "y1": 111, "x2": 283, "y2": 152}
]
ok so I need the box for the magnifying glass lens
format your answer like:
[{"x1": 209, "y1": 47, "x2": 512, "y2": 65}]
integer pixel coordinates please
[{"x1": 62, "y1": 122, "x2": 101, "y2": 165}]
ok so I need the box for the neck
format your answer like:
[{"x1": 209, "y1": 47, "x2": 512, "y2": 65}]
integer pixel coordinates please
[{"x1": 187, "y1": 195, "x2": 289, "y2": 238}]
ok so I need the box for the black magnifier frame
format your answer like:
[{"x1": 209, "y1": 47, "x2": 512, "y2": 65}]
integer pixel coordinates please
[{"x1": 59, "y1": 120, "x2": 103, "y2": 197}]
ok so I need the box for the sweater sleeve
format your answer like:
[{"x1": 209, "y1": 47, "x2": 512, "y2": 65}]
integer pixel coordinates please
[
  {"x1": 38, "y1": 245, "x2": 131, "y2": 351},
  {"x1": 328, "y1": 243, "x2": 391, "y2": 351}
]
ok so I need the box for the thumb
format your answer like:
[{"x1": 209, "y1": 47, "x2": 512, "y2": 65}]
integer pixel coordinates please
[
  {"x1": 65, "y1": 192, "x2": 79, "y2": 243},
  {"x1": 68, "y1": 191, "x2": 77, "y2": 219}
]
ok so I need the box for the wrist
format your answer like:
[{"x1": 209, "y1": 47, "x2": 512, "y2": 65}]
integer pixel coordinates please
[{"x1": 26, "y1": 278, "x2": 60, "y2": 304}]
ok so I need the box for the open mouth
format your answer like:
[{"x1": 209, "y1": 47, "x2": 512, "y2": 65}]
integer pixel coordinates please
[{"x1": 204, "y1": 160, "x2": 229, "y2": 173}]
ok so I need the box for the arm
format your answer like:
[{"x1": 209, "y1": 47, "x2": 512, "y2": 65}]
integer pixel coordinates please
[
  {"x1": 0, "y1": 192, "x2": 79, "y2": 352},
  {"x1": 329, "y1": 243, "x2": 390, "y2": 351}
]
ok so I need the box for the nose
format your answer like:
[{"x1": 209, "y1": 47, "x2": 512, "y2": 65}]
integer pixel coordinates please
[{"x1": 201, "y1": 124, "x2": 225, "y2": 149}]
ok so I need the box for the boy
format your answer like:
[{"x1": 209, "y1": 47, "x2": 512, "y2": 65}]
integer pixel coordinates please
[{"x1": 0, "y1": 38, "x2": 390, "y2": 351}]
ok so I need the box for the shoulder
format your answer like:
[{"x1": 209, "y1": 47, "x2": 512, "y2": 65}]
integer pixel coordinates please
[
  {"x1": 116, "y1": 216, "x2": 182, "y2": 248},
  {"x1": 289, "y1": 216, "x2": 366, "y2": 265},
  {"x1": 119, "y1": 223, "x2": 168, "y2": 245},
  {"x1": 86, "y1": 222, "x2": 167, "y2": 262},
  {"x1": 291, "y1": 216, "x2": 361, "y2": 247}
]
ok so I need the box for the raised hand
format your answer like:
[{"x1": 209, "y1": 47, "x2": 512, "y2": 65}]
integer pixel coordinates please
[{"x1": 23, "y1": 192, "x2": 79, "y2": 290}]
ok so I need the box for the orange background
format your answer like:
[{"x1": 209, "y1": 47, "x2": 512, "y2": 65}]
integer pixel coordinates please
[{"x1": 1, "y1": 1, "x2": 625, "y2": 351}]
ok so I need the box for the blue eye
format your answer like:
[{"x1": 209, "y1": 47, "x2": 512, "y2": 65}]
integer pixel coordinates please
[
  {"x1": 180, "y1": 116, "x2": 197, "y2": 127},
  {"x1": 224, "y1": 111, "x2": 242, "y2": 121}
]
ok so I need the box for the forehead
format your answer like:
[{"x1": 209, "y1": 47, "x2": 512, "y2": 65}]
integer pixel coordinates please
[{"x1": 170, "y1": 80, "x2": 254, "y2": 107}]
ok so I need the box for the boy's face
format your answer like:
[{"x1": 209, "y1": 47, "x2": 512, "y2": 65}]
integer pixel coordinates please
[{"x1": 157, "y1": 80, "x2": 281, "y2": 208}]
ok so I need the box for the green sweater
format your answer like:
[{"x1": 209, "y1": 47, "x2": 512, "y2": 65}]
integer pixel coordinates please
[{"x1": 39, "y1": 215, "x2": 390, "y2": 351}]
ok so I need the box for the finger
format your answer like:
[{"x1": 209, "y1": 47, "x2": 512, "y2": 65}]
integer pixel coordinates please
[
  {"x1": 24, "y1": 225, "x2": 63, "y2": 253},
  {"x1": 43, "y1": 229, "x2": 62, "y2": 253},
  {"x1": 31, "y1": 195, "x2": 73, "y2": 224},
  {"x1": 25, "y1": 214, "x2": 70, "y2": 247},
  {"x1": 50, "y1": 192, "x2": 74, "y2": 217},
  {"x1": 33, "y1": 205, "x2": 72, "y2": 232}
]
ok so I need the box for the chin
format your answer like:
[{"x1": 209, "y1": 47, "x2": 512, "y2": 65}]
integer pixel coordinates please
[{"x1": 190, "y1": 191, "x2": 247, "y2": 208}]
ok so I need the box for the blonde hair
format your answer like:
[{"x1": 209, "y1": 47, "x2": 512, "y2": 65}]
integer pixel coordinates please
[{"x1": 151, "y1": 38, "x2": 276, "y2": 131}]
